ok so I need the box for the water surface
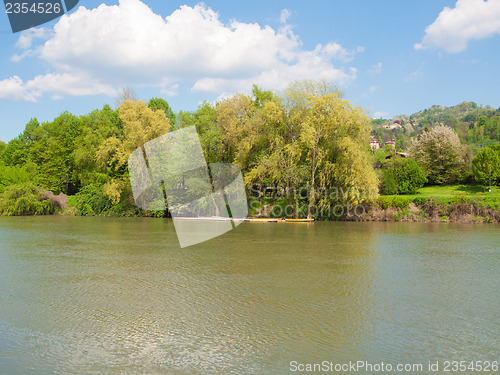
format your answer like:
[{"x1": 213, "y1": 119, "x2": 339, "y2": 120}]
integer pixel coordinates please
[{"x1": 0, "y1": 217, "x2": 498, "y2": 374}]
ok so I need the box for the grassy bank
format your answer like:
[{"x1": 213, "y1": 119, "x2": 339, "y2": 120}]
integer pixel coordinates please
[
  {"x1": 370, "y1": 185, "x2": 500, "y2": 223},
  {"x1": 378, "y1": 185, "x2": 500, "y2": 210}
]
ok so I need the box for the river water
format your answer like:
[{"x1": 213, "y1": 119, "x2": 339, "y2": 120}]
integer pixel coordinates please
[{"x1": 0, "y1": 217, "x2": 498, "y2": 374}]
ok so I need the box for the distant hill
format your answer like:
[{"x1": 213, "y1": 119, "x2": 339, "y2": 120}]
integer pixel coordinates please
[{"x1": 371, "y1": 102, "x2": 500, "y2": 152}]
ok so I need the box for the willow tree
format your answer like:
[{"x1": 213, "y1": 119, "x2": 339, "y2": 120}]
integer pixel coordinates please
[
  {"x1": 215, "y1": 94, "x2": 266, "y2": 170},
  {"x1": 299, "y1": 92, "x2": 378, "y2": 217},
  {"x1": 97, "y1": 100, "x2": 171, "y2": 203}
]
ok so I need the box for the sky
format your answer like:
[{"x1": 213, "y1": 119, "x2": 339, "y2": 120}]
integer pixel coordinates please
[{"x1": 1, "y1": 0, "x2": 500, "y2": 142}]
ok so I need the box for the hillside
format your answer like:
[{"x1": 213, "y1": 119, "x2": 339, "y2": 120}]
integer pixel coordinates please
[{"x1": 371, "y1": 102, "x2": 500, "y2": 152}]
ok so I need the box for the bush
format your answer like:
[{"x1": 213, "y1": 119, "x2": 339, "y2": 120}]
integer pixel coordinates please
[
  {"x1": 378, "y1": 195, "x2": 411, "y2": 209},
  {"x1": 381, "y1": 157, "x2": 427, "y2": 195},
  {"x1": 0, "y1": 183, "x2": 56, "y2": 216},
  {"x1": 0, "y1": 163, "x2": 32, "y2": 193},
  {"x1": 73, "y1": 183, "x2": 113, "y2": 216},
  {"x1": 73, "y1": 183, "x2": 144, "y2": 216}
]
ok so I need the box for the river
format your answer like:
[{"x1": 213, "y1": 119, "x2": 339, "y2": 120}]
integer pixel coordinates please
[{"x1": 0, "y1": 217, "x2": 499, "y2": 374}]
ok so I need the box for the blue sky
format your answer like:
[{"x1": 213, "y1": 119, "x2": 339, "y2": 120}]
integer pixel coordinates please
[{"x1": 1, "y1": 0, "x2": 500, "y2": 142}]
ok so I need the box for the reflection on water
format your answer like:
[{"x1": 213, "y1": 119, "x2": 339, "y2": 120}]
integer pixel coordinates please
[{"x1": 0, "y1": 217, "x2": 499, "y2": 374}]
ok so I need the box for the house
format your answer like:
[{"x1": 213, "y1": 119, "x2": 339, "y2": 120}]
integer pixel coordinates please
[
  {"x1": 383, "y1": 120, "x2": 403, "y2": 130},
  {"x1": 369, "y1": 137, "x2": 380, "y2": 150},
  {"x1": 385, "y1": 139, "x2": 396, "y2": 148}
]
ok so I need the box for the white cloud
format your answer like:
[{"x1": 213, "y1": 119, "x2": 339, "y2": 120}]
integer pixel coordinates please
[
  {"x1": 15, "y1": 27, "x2": 51, "y2": 49},
  {"x1": 0, "y1": 76, "x2": 35, "y2": 101},
  {"x1": 415, "y1": 0, "x2": 500, "y2": 53},
  {"x1": 0, "y1": 73, "x2": 116, "y2": 101},
  {"x1": 280, "y1": 9, "x2": 292, "y2": 24},
  {"x1": 373, "y1": 111, "x2": 388, "y2": 119},
  {"x1": 40, "y1": 1, "x2": 293, "y2": 79},
  {"x1": 160, "y1": 83, "x2": 179, "y2": 97},
  {"x1": 10, "y1": 49, "x2": 33, "y2": 62},
  {"x1": 5, "y1": 0, "x2": 361, "y2": 101}
]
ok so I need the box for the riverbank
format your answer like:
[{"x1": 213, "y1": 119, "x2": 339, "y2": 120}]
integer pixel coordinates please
[
  {"x1": 355, "y1": 199, "x2": 500, "y2": 224},
  {"x1": 1, "y1": 183, "x2": 499, "y2": 223},
  {"x1": 359, "y1": 185, "x2": 500, "y2": 224}
]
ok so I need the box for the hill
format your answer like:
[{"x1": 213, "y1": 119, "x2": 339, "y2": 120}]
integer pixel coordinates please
[{"x1": 371, "y1": 102, "x2": 500, "y2": 153}]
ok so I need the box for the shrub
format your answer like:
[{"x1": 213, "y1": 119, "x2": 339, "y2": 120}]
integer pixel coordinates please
[
  {"x1": 0, "y1": 183, "x2": 56, "y2": 216},
  {"x1": 0, "y1": 163, "x2": 32, "y2": 193},
  {"x1": 381, "y1": 157, "x2": 427, "y2": 195},
  {"x1": 73, "y1": 183, "x2": 145, "y2": 216},
  {"x1": 378, "y1": 195, "x2": 411, "y2": 209},
  {"x1": 73, "y1": 183, "x2": 113, "y2": 216}
]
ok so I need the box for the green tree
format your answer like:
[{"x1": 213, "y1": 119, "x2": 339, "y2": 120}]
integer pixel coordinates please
[
  {"x1": 73, "y1": 105, "x2": 122, "y2": 187},
  {"x1": 1, "y1": 118, "x2": 40, "y2": 166},
  {"x1": 408, "y1": 125, "x2": 465, "y2": 185},
  {"x1": 0, "y1": 163, "x2": 32, "y2": 193},
  {"x1": 251, "y1": 84, "x2": 273, "y2": 108},
  {"x1": 148, "y1": 97, "x2": 176, "y2": 125},
  {"x1": 471, "y1": 145, "x2": 500, "y2": 187}
]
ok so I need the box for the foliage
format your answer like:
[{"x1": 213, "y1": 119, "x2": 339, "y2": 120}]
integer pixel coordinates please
[
  {"x1": 73, "y1": 183, "x2": 113, "y2": 216},
  {"x1": 0, "y1": 183, "x2": 56, "y2": 216},
  {"x1": 1, "y1": 118, "x2": 40, "y2": 166},
  {"x1": 0, "y1": 163, "x2": 32, "y2": 193},
  {"x1": 148, "y1": 97, "x2": 176, "y2": 125},
  {"x1": 96, "y1": 100, "x2": 171, "y2": 202},
  {"x1": 380, "y1": 184, "x2": 500, "y2": 210},
  {"x1": 378, "y1": 195, "x2": 412, "y2": 209},
  {"x1": 407, "y1": 125, "x2": 465, "y2": 184},
  {"x1": 472, "y1": 144, "x2": 500, "y2": 187},
  {"x1": 381, "y1": 157, "x2": 427, "y2": 195},
  {"x1": 5, "y1": 82, "x2": 498, "y2": 220}
]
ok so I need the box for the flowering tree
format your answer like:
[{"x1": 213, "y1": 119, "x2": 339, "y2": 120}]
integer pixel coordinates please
[{"x1": 407, "y1": 125, "x2": 465, "y2": 185}]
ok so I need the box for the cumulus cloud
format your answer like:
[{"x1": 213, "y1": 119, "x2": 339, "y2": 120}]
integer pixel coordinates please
[
  {"x1": 415, "y1": 0, "x2": 500, "y2": 53},
  {"x1": 15, "y1": 27, "x2": 51, "y2": 49},
  {"x1": 7, "y1": 0, "x2": 362, "y2": 101},
  {"x1": 0, "y1": 73, "x2": 116, "y2": 101}
]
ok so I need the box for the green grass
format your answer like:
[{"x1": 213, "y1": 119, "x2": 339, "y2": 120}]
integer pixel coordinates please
[{"x1": 380, "y1": 184, "x2": 500, "y2": 209}]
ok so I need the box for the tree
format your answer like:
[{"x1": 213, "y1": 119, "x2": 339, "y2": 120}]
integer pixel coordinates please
[
  {"x1": 28, "y1": 112, "x2": 81, "y2": 194},
  {"x1": 251, "y1": 84, "x2": 273, "y2": 108},
  {"x1": 115, "y1": 87, "x2": 138, "y2": 108},
  {"x1": 215, "y1": 94, "x2": 261, "y2": 169},
  {"x1": 1, "y1": 118, "x2": 40, "y2": 166},
  {"x1": 298, "y1": 92, "x2": 378, "y2": 216},
  {"x1": 381, "y1": 157, "x2": 427, "y2": 195},
  {"x1": 472, "y1": 145, "x2": 500, "y2": 187},
  {"x1": 73, "y1": 105, "x2": 122, "y2": 187},
  {"x1": 0, "y1": 140, "x2": 6, "y2": 156},
  {"x1": 148, "y1": 97, "x2": 176, "y2": 125},
  {"x1": 408, "y1": 125, "x2": 465, "y2": 185},
  {"x1": 97, "y1": 100, "x2": 171, "y2": 203}
]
